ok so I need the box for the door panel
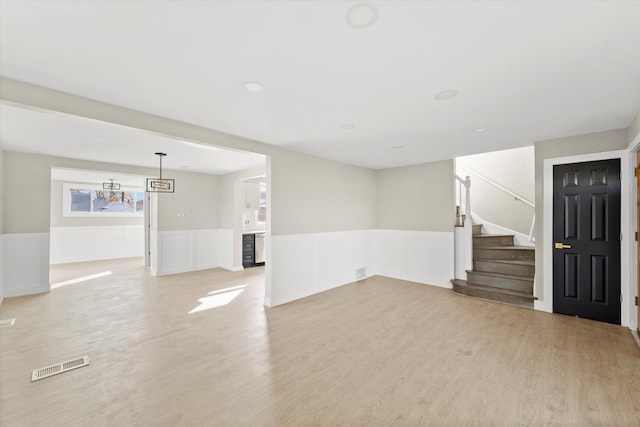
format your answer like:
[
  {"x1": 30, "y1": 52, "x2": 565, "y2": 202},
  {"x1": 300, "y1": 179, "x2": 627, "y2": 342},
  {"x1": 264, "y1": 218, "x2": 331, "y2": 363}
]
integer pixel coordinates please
[
  {"x1": 637, "y1": 151, "x2": 640, "y2": 332},
  {"x1": 553, "y1": 159, "x2": 621, "y2": 324}
]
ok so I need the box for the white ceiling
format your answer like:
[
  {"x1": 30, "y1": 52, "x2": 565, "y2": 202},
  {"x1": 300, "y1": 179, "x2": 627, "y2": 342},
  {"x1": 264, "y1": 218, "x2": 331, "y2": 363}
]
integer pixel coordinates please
[
  {"x1": 51, "y1": 168, "x2": 148, "y2": 188},
  {"x1": 1, "y1": 1, "x2": 639, "y2": 170},
  {"x1": 0, "y1": 104, "x2": 265, "y2": 175}
]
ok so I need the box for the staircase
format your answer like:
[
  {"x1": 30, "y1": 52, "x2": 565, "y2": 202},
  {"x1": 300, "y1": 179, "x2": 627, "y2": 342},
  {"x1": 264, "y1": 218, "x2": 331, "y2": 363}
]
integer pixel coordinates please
[{"x1": 451, "y1": 224, "x2": 536, "y2": 308}]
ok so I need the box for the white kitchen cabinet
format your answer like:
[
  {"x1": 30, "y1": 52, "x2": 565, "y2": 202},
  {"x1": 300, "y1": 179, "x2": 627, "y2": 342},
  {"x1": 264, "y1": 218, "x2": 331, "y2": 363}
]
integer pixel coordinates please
[{"x1": 244, "y1": 181, "x2": 260, "y2": 209}]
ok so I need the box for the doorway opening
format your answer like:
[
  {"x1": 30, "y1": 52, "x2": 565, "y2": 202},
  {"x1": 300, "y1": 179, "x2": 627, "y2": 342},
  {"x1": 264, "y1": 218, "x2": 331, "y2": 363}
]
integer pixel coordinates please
[{"x1": 49, "y1": 167, "x2": 148, "y2": 289}]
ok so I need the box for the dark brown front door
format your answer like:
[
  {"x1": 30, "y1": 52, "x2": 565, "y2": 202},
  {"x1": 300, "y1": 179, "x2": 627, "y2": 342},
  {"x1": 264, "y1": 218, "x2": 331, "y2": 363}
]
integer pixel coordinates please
[{"x1": 553, "y1": 159, "x2": 621, "y2": 324}]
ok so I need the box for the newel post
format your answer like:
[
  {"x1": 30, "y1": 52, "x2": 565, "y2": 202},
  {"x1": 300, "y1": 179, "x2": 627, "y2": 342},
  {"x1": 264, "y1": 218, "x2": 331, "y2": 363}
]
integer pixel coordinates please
[{"x1": 463, "y1": 176, "x2": 473, "y2": 275}]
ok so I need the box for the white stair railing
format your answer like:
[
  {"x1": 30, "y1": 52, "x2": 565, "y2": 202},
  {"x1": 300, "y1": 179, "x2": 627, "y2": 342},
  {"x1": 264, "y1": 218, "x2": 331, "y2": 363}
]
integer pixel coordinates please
[
  {"x1": 454, "y1": 175, "x2": 473, "y2": 280},
  {"x1": 455, "y1": 175, "x2": 472, "y2": 224},
  {"x1": 457, "y1": 162, "x2": 535, "y2": 243}
]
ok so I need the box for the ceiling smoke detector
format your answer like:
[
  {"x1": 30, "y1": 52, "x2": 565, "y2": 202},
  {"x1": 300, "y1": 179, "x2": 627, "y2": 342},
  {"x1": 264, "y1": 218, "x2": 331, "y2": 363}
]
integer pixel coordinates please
[{"x1": 346, "y1": 3, "x2": 378, "y2": 29}]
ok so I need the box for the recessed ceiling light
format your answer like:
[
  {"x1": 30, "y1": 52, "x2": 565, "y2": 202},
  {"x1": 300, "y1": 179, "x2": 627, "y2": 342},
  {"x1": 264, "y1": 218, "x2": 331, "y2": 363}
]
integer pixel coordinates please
[
  {"x1": 392, "y1": 145, "x2": 405, "y2": 149},
  {"x1": 434, "y1": 90, "x2": 458, "y2": 100},
  {"x1": 474, "y1": 127, "x2": 490, "y2": 133},
  {"x1": 341, "y1": 123, "x2": 355, "y2": 130},
  {"x1": 243, "y1": 81, "x2": 264, "y2": 92},
  {"x1": 346, "y1": 3, "x2": 378, "y2": 29}
]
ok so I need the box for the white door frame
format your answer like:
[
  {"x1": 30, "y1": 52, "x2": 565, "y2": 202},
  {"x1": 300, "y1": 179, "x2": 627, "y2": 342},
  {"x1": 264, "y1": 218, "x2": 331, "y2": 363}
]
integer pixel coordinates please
[
  {"x1": 144, "y1": 191, "x2": 151, "y2": 267},
  {"x1": 539, "y1": 149, "x2": 633, "y2": 328}
]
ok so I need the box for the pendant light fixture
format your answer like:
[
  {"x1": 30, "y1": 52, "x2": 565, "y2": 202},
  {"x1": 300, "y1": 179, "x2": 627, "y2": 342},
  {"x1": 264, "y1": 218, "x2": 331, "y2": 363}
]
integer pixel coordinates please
[
  {"x1": 146, "y1": 152, "x2": 175, "y2": 193},
  {"x1": 102, "y1": 178, "x2": 120, "y2": 190}
]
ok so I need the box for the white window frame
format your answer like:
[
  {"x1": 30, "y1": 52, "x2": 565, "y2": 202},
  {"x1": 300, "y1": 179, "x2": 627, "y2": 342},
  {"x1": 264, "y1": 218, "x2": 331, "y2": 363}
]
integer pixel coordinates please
[{"x1": 63, "y1": 182, "x2": 145, "y2": 218}]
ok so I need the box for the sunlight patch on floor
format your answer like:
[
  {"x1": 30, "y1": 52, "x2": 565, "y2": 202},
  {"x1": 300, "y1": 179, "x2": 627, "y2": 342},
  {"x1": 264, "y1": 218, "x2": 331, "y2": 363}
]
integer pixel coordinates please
[
  {"x1": 51, "y1": 271, "x2": 113, "y2": 289},
  {"x1": 189, "y1": 285, "x2": 247, "y2": 314}
]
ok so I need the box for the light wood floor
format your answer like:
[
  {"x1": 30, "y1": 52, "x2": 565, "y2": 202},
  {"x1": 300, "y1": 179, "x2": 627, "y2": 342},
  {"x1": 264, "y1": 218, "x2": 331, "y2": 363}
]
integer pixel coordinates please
[{"x1": 1, "y1": 258, "x2": 639, "y2": 426}]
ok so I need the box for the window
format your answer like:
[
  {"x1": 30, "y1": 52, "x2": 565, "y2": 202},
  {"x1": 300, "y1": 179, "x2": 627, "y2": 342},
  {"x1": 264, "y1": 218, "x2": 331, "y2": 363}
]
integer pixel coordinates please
[{"x1": 65, "y1": 184, "x2": 144, "y2": 217}]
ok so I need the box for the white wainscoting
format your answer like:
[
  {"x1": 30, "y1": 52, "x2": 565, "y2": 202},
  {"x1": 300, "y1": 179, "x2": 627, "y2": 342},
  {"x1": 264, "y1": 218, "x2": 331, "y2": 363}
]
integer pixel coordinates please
[
  {"x1": 374, "y1": 230, "x2": 454, "y2": 288},
  {"x1": 50, "y1": 226, "x2": 144, "y2": 264},
  {"x1": 0, "y1": 234, "x2": 3, "y2": 304},
  {"x1": 2, "y1": 233, "x2": 50, "y2": 298},
  {"x1": 155, "y1": 229, "x2": 222, "y2": 276},
  {"x1": 269, "y1": 229, "x2": 454, "y2": 307},
  {"x1": 269, "y1": 230, "x2": 375, "y2": 306},
  {"x1": 218, "y1": 229, "x2": 242, "y2": 271}
]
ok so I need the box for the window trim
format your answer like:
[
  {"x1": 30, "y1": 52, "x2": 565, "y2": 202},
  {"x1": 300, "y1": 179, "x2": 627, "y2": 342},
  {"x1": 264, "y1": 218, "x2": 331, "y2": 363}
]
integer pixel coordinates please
[{"x1": 63, "y1": 182, "x2": 145, "y2": 218}]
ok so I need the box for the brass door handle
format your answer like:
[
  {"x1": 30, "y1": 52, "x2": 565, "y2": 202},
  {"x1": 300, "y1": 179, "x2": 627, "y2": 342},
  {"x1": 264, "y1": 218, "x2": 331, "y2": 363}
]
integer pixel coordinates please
[{"x1": 555, "y1": 242, "x2": 572, "y2": 249}]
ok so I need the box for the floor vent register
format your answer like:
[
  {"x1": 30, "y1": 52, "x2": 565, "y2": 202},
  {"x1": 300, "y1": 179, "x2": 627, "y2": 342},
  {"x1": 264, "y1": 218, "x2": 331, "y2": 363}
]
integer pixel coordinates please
[{"x1": 32, "y1": 355, "x2": 90, "y2": 382}]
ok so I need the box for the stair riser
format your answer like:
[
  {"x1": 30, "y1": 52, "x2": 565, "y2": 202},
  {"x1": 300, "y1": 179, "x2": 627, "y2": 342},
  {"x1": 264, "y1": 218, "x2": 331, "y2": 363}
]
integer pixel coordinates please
[
  {"x1": 473, "y1": 260, "x2": 535, "y2": 277},
  {"x1": 452, "y1": 283, "x2": 534, "y2": 309},
  {"x1": 474, "y1": 248, "x2": 535, "y2": 261},
  {"x1": 472, "y1": 225, "x2": 482, "y2": 236},
  {"x1": 473, "y1": 236, "x2": 514, "y2": 247},
  {"x1": 466, "y1": 272, "x2": 533, "y2": 293}
]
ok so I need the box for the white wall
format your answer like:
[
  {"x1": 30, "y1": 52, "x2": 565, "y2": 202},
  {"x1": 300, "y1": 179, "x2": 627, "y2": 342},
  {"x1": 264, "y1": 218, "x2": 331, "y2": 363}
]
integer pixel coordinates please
[
  {"x1": 456, "y1": 146, "x2": 535, "y2": 235},
  {"x1": 50, "y1": 225, "x2": 144, "y2": 264},
  {"x1": 534, "y1": 128, "x2": 632, "y2": 328},
  {"x1": 534, "y1": 129, "x2": 628, "y2": 301},
  {"x1": 154, "y1": 229, "x2": 221, "y2": 276},
  {"x1": 0, "y1": 148, "x2": 4, "y2": 235},
  {"x1": 0, "y1": 80, "x2": 455, "y2": 309},
  {"x1": 270, "y1": 150, "x2": 376, "y2": 235},
  {"x1": 628, "y1": 113, "x2": 640, "y2": 144},
  {"x1": 269, "y1": 159, "x2": 456, "y2": 307},
  {"x1": 156, "y1": 169, "x2": 220, "y2": 232},
  {"x1": 376, "y1": 160, "x2": 455, "y2": 232},
  {"x1": 269, "y1": 230, "x2": 373, "y2": 306},
  {"x1": 1, "y1": 233, "x2": 49, "y2": 297},
  {"x1": 0, "y1": 148, "x2": 4, "y2": 303},
  {"x1": 374, "y1": 230, "x2": 454, "y2": 288},
  {"x1": 268, "y1": 229, "x2": 454, "y2": 307}
]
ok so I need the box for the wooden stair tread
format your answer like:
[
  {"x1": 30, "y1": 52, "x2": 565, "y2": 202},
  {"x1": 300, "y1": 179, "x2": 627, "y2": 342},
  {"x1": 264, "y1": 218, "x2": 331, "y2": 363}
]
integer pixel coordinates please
[
  {"x1": 451, "y1": 279, "x2": 536, "y2": 300},
  {"x1": 465, "y1": 269, "x2": 533, "y2": 282},
  {"x1": 477, "y1": 245, "x2": 534, "y2": 251},
  {"x1": 454, "y1": 229, "x2": 535, "y2": 307},
  {"x1": 473, "y1": 259, "x2": 535, "y2": 266}
]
